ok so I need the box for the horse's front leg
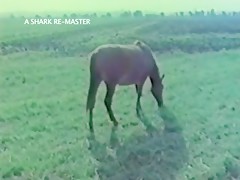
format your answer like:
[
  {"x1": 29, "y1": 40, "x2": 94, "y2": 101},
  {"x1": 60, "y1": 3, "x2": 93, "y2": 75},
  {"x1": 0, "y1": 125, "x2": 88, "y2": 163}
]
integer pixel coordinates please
[
  {"x1": 135, "y1": 84, "x2": 143, "y2": 117},
  {"x1": 104, "y1": 83, "x2": 118, "y2": 126}
]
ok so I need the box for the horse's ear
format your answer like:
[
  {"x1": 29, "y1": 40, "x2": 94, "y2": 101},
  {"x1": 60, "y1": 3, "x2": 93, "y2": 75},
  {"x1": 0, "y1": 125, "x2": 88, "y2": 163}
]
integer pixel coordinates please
[
  {"x1": 161, "y1": 74, "x2": 165, "y2": 80},
  {"x1": 134, "y1": 40, "x2": 141, "y2": 46}
]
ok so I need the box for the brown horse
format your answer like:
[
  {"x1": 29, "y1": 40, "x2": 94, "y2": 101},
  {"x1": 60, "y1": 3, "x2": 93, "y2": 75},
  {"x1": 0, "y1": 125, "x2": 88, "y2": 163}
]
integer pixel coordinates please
[{"x1": 86, "y1": 40, "x2": 165, "y2": 132}]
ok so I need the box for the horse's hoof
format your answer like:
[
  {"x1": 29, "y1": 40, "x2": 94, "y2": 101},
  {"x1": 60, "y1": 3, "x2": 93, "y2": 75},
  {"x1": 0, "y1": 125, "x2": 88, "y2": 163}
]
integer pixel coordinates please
[
  {"x1": 136, "y1": 110, "x2": 143, "y2": 118},
  {"x1": 89, "y1": 127, "x2": 94, "y2": 133},
  {"x1": 136, "y1": 112, "x2": 141, "y2": 118},
  {"x1": 113, "y1": 121, "x2": 118, "y2": 126}
]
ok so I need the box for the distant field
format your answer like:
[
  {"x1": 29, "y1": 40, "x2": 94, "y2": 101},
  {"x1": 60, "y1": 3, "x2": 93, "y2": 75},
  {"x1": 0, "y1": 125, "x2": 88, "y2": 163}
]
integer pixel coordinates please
[
  {"x1": 0, "y1": 14, "x2": 240, "y2": 179},
  {"x1": 1, "y1": 15, "x2": 240, "y2": 56}
]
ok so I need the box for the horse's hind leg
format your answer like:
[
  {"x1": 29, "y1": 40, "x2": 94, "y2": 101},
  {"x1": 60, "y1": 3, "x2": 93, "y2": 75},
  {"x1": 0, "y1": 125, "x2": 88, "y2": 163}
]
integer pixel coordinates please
[
  {"x1": 135, "y1": 84, "x2": 143, "y2": 117},
  {"x1": 104, "y1": 83, "x2": 118, "y2": 126}
]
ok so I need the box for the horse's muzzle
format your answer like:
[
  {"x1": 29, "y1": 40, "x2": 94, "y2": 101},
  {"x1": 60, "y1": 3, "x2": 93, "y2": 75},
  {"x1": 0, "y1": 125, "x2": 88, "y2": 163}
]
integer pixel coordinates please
[{"x1": 158, "y1": 100, "x2": 163, "y2": 108}]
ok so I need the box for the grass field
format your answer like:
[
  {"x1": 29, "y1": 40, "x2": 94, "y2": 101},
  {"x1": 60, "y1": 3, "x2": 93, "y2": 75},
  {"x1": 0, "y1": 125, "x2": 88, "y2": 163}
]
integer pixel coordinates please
[{"x1": 1, "y1": 14, "x2": 240, "y2": 180}]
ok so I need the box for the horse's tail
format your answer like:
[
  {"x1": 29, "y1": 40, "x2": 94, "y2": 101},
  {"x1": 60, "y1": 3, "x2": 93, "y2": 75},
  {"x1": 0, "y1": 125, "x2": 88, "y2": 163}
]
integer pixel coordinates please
[{"x1": 86, "y1": 52, "x2": 99, "y2": 113}]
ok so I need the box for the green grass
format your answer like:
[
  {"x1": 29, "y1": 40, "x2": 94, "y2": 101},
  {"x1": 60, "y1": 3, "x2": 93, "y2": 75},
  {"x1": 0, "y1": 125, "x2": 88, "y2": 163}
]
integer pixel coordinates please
[
  {"x1": 1, "y1": 14, "x2": 240, "y2": 179},
  {"x1": 0, "y1": 49, "x2": 240, "y2": 179}
]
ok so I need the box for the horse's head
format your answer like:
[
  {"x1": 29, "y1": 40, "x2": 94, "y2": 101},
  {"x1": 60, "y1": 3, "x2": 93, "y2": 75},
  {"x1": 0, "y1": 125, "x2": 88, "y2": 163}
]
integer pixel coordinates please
[{"x1": 151, "y1": 73, "x2": 165, "y2": 107}]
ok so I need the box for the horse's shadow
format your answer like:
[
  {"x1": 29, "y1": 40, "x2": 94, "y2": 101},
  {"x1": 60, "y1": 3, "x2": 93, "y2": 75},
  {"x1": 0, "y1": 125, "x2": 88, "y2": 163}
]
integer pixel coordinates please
[{"x1": 87, "y1": 106, "x2": 188, "y2": 180}]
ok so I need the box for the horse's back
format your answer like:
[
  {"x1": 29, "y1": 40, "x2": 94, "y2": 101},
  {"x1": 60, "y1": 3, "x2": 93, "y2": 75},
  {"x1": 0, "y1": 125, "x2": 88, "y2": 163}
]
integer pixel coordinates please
[{"x1": 90, "y1": 43, "x2": 156, "y2": 85}]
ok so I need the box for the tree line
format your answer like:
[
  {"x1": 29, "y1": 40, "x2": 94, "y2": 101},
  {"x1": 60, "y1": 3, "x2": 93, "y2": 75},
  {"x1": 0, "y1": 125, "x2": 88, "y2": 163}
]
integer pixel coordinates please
[{"x1": 9, "y1": 9, "x2": 240, "y2": 19}]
